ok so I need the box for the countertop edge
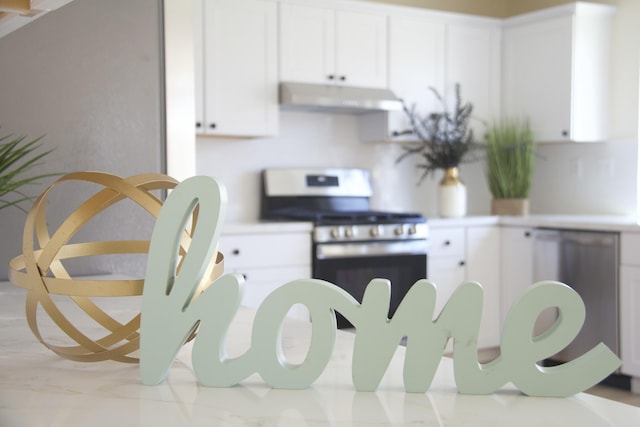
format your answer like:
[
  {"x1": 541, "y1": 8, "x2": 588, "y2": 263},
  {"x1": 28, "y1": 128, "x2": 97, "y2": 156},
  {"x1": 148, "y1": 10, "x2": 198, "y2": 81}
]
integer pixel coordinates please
[{"x1": 220, "y1": 215, "x2": 640, "y2": 234}]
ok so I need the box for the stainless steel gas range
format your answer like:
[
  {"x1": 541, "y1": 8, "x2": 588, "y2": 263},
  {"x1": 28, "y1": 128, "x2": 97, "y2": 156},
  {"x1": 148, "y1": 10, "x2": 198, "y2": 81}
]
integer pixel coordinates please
[{"x1": 260, "y1": 168, "x2": 429, "y2": 328}]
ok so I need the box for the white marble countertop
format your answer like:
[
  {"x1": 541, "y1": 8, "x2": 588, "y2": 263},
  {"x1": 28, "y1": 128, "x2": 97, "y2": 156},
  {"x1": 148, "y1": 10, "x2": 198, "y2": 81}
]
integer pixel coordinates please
[
  {"x1": 222, "y1": 220, "x2": 313, "y2": 235},
  {"x1": 220, "y1": 215, "x2": 640, "y2": 235},
  {"x1": 429, "y1": 214, "x2": 640, "y2": 232},
  {"x1": 1, "y1": 282, "x2": 639, "y2": 426}
]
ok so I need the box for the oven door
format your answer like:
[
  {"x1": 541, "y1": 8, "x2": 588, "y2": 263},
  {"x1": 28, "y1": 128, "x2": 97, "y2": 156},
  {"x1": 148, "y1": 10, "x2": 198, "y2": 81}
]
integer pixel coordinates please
[{"x1": 314, "y1": 240, "x2": 428, "y2": 328}]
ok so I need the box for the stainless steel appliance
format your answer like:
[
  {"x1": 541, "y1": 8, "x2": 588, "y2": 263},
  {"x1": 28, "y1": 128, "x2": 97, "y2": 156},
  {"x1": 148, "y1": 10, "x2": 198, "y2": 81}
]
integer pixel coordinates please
[
  {"x1": 279, "y1": 82, "x2": 403, "y2": 113},
  {"x1": 261, "y1": 168, "x2": 428, "y2": 328},
  {"x1": 533, "y1": 229, "x2": 620, "y2": 365}
]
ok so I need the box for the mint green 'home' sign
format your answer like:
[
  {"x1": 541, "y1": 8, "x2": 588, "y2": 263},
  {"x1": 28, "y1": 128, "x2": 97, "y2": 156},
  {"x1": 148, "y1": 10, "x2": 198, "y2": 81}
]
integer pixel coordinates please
[{"x1": 140, "y1": 176, "x2": 621, "y2": 397}]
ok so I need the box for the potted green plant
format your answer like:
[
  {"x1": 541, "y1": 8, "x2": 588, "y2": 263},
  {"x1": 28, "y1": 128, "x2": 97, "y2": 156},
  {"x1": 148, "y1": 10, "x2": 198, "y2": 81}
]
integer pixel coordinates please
[
  {"x1": 485, "y1": 118, "x2": 535, "y2": 215},
  {"x1": 396, "y1": 83, "x2": 477, "y2": 218},
  {"x1": 0, "y1": 133, "x2": 58, "y2": 212}
]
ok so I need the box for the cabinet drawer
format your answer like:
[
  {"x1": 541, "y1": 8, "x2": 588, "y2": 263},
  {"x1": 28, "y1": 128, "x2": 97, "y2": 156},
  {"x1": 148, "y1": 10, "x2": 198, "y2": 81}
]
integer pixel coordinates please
[
  {"x1": 228, "y1": 266, "x2": 311, "y2": 321},
  {"x1": 219, "y1": 233, "x2": 311, "y2": 269},
  {"x1": 232, "y1": 267, "x2": 312, "y2": 307},
  {"x1": 621, "y1": 232, "x2": 640, "y2": 266},
  {"x1": 429, "y1": 228, "x2": 466, "y2": 258}
]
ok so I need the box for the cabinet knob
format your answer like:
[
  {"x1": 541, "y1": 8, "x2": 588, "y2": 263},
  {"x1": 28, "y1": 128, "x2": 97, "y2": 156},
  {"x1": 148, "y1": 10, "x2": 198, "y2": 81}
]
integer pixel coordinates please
[
  {"x1": 339, "y1": 75, "x2": 346, "y2": 81},
  {"x1": 524, "y1": 231, "x2": 531, "y2": 238},
  {"x1": 561, "y1": 130, "x2": 569, "y2": 137},
  {"x1": 232, "y1": 249, "x2": 240, "y2": 255},
  {"x1": 327, "y1": 74, "x2": 335, "y2": 80},
  {"x1": 209, "y1": 123, "x2": 217, "y2": 129},
  {"x1": 444, "y1": 240, "x2": 451, "y2": 246},
  {"x1": 195, "y1": 122, "x2": 202, "y2": 128},
  {"x1": 459, "y1": 260, "x2": 466, "y2": 267}
]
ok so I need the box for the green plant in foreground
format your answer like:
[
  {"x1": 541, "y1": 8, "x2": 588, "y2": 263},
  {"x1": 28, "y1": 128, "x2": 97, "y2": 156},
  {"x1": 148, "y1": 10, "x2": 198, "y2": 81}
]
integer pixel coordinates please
[
  {"x1": 0, "y1": 133, "x2": 58, "y2": 212},
  {"x1": 485, "y1": 118, "x2": 535, "y2": 199}
]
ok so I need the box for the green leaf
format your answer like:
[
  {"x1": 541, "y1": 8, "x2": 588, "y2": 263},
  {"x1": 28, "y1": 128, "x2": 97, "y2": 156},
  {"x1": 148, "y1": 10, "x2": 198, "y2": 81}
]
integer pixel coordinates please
[{"x1": 0, "y1": 133, "x2": 61, "y2": 212}]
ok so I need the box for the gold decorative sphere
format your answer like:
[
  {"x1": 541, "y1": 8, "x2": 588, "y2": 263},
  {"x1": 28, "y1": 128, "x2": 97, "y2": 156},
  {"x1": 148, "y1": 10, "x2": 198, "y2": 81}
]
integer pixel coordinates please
[{"x1": 8, "y1": 172, "x2": 218, "y2": 363}]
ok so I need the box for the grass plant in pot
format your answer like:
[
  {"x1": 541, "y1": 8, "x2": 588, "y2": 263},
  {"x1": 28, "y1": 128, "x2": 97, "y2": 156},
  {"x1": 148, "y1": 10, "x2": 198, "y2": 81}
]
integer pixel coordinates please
[
  {"x1": 396, "y1": 83, "x2": 477, "y2": 218},
  {"x1": 0, "y1": 133, "x2": 58, "y2": 213},
  {"x1": 485, "y1": 118, "x2": 534, "y2": 216}
]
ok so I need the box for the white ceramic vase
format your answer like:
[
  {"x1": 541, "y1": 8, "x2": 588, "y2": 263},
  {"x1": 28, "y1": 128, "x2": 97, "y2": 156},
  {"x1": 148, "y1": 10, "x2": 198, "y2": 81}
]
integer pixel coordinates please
[{"x1": 438, "y1": 167, "x2": 466, "y2": 218}]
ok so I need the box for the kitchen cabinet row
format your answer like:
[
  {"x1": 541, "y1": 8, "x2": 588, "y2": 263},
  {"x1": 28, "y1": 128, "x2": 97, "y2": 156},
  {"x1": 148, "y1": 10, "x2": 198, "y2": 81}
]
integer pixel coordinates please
[
  {"x1": 218, "y1": 222, "x2": 640, "y2": 392},
  {"x1": 193, "y1": 0, "x2": 614, "y2": 143}
]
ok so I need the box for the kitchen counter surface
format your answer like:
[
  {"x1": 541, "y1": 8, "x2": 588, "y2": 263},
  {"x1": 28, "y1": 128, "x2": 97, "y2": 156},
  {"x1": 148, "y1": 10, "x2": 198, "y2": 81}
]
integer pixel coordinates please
[
  {"x1": 222, "y1": 220, "x2": 313, "y2": 235},
  {"x1": 220, "y1": 215, "x2": 640, "y2": 235},
  {"x1": 429, "y1": 214, "x2": 640, "y2": 232},
  {"x1": 1, "y1": 282, "x2": 639, "y2": 426}
]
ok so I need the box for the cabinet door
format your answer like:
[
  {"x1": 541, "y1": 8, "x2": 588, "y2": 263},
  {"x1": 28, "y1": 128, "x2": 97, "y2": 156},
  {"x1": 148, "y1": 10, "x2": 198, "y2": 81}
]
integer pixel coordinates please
[
  {"x1": 279, "y1": 3, "x2": 387, "y2": 89},
  {"x1": 279, "y1": 3, "x2": 335, "y2": 85},
  {"x1": 385, "y1": 13, "x2": 445, "y2": 140},
  {"x1": 500, "y1": 226, "x2": 534, "y2": 326},
  {"x1": 620, "y1": 266, "x2": 640, "y2": 377},
  {"x1": 334, "y1": 10, "x2": 388, "y2": 88},
  {"x1": 193, "y1": 0, "x2": 204, "y2": 132},
  {"x1": 466, "y1": 226, "x2": 500, "y2": 348},
  {"x1": 203, "y1": 0, "x2": 278, "y2": 137},
  {"x1": 427, "y1": 257, "x2": 466, "y2": 316},
  {"x1": 446, "y1": 22, "x2": 501, "y2": 139},
  {"x1": 502, "y1": 15, "x2": 572, "y2": 142},
  {"x1": 428, "y1": 227, "x2": 466, "y2": 315}
]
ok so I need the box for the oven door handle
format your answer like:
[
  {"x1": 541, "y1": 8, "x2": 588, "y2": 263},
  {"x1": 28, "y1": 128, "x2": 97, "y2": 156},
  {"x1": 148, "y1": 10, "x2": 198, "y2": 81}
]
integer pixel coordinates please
[{"x1": 316, "y1": 240, "x2": 429, "y2": 259}]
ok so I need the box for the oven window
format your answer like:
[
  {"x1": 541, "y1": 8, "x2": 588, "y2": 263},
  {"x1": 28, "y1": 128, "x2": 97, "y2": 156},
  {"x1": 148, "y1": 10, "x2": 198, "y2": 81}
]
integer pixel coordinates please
[{"x1": 314, "y1": 253, "x2": 427, "y2": 328}]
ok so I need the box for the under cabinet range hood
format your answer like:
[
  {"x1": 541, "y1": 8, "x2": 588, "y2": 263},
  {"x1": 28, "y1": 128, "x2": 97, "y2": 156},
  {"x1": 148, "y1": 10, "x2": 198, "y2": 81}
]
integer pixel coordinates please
[{"x1": 279, "y1": 81, "x2": 403, "y2": 114}]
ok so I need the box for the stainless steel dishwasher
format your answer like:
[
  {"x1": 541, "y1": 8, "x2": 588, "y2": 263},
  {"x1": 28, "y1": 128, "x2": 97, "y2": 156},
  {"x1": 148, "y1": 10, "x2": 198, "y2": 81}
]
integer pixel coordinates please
[{"x1": 533, "y1": 228, "x2": 619, "y2": 364}]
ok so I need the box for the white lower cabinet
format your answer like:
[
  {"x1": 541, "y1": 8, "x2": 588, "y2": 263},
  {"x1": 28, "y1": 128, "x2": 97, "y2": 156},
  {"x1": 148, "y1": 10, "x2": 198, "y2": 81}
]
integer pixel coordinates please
[
  {"x1": 428, "y1": 224, "x2": 500, "y2": 350},
  {"x1": 620, "y1": 233, "x2": 640, "y2": 387},
  {"x1": 218, "y1": 231, "x2": 311, "y2": 321},
  {"x1": 427, "y1": 227, "x2": 466, "y2": 316},
  {"x1": 465, "y1": 226, "x2": 500, "y2": 349},
  {"x1": 499, "y1": 226, "x2": 535, "y2": 326}
]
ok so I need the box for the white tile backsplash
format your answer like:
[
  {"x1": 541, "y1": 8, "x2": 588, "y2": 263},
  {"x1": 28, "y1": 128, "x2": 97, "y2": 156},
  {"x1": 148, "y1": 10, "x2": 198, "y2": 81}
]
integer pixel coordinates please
[{"x1": 196, "y1": 111, "x2": 637, "y2": 222}]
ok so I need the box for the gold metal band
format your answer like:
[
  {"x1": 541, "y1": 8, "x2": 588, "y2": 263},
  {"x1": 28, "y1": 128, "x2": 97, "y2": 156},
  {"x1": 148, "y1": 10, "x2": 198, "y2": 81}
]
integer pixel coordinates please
[{"x1": 8, "y1": 172, "x2": 223, "y2": 363}]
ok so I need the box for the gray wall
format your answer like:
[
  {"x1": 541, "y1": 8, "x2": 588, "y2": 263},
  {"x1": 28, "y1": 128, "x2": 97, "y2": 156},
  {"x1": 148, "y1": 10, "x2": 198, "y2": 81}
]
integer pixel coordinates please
[{"x1": 0, "y1": 0, "x2": 165, "y2": 280}]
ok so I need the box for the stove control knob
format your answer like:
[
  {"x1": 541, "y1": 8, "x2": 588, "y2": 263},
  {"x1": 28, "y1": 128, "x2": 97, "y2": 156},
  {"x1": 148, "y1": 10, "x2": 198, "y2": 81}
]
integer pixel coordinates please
[
  {"x1": 408, "y1": 225, "x2": 418, "y2": 235},
  {"x1": 330, "y1": 227, "x2": 342, "y2": 239},
  {"x1": 370, "y1": 225, "x2": 381, "y2": 237},
  {"x1": 394, "y1": 225, "x2": 405, "y2": 236},
  {"x1": 345, "y1": 226, "x2": 356, "y2": 238}
]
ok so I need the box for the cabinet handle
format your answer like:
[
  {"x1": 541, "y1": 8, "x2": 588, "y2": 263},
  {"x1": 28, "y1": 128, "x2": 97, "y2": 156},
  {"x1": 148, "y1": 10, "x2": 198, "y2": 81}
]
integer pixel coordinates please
[
  {"x1": 459, "y1": 260, "x2": 465, "y2": 267},
  {"x1": 242, "y1": 273, "x2": 247, "y2": 280},
  {"x1": 339, "y1": 75, "x2": 346, "y2": 81},
  {"x1": 444, "y1": 240, "x2": 451, "y2": 246},
  {"x1": 327, "y1": 74, "x2": 335, "y2": 80},
  {"x1": 524, "y1": 231, "x2": 531, "y2": 238},
  {"x1": 209, "y1": 123, "x2": 217, "y2": 129},
  {"x1": 561, "y1": 130, "x2": 569, "y2": 137},
  {"x1": 195, "y1": 122, "x2": 202, "y2": 128},
  {"x1": 232, "y1": 249, "x2": 240, "y2": 255}
]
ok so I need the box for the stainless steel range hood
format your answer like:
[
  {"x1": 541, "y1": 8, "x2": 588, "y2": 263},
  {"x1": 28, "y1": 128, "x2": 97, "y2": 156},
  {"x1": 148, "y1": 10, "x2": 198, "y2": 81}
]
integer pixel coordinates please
[{"x1": 279, "y1": 81, "x2": 403, "y2": 114}]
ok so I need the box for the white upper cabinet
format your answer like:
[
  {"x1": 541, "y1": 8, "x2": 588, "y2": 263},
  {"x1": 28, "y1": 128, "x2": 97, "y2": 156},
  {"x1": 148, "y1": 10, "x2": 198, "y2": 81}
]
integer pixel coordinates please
[
  {"x1": 502, "y1": 3, "x2": 615, "y2": 142},
  {"x1": 360, "y1": 11, "x2": 500, "y2": 142},
  {"x1": 360, "y1": 12, "x2": 445, "y2": 142},
  {"x1": 279, "y1": 2, "x2": 388, "y2": 88},
  {"x1": 445, "y1": 20, "x2": 501, "y2": 140},
  {"x1": 195, "y1": 0, "x2": 278, "y2": 137}
]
